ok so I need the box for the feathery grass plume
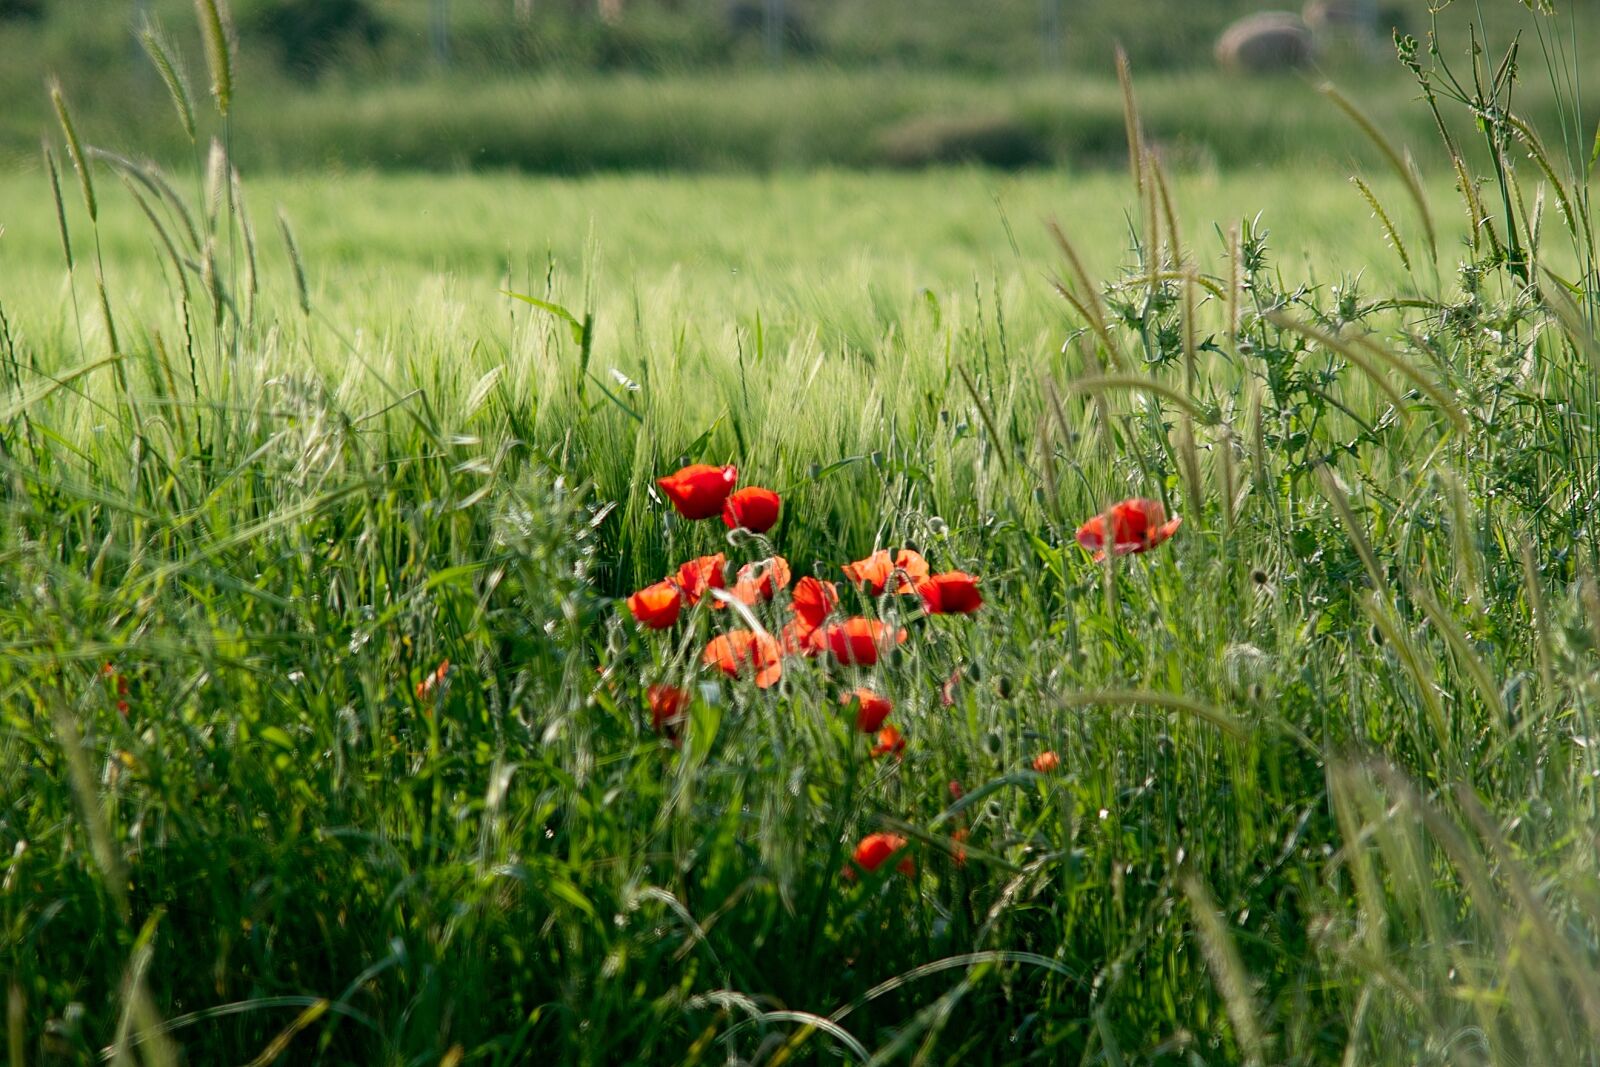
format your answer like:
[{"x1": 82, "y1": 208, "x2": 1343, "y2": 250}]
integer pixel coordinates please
[
  {"x1": 48, "y1": 79, "x2": 95, "y2": 223},
  {"x1": 1541, "y1": 265, "x2": 1600, "y2": 380},
  {"x1": 1182, "y1": 872, "x2": 1269, "y2": 1067},
  {"x1": 1063, "y1": 373, "x2": 1206, "y2": 420},
  {"x1": 1313, "y1": 463, "x2": 1388, "y2": 598},
  {"x1": 1047, "y1": 220, "x2": 1125, "y2": 371},
  {"x1": 48, "y1": 688, "x2": 128, "y2": 918},
  {"x1": 108, "y1": 913, "x2": 181, "y2": 1067},
  {"x1": 201, "y1": 236, "x2": 224, "y2": 327},
  {"x1": 1440, "y1": 469, "x2": 1482, "y2": 602},
  {"x1": 139, "y1": 18, "x2": 196, "y2": 144},
  {"x1": 1150, "y1": 157, "x2": 1183, "y2": 272},
  {"x1": 1320, "y1": 82, "x2": 1436, "y2": 265},
  {"x1": 956, "y1": 363, "x2": 1008, "y2": 475},
  {"x1": 95, "y1": 268, "x2": 121, "y2": 356},
  {"x1": 1246, "y1": 379, "x2": 1269, "y2": 497},
  {"x1": 42, "y1": 141, "x2": 73, "y2": 270},
  {"x1": 87, "y1": 148, "x2": 202, "y2": 254},
  {"x1": 6, "y1": 984, "x2": 21, "y2": 1067},
  {"x1": 241, "y1": 999, "x2": 330, "y2": 1067},
  {"x1": 277, "y1": 207, "x2": 310, "y2": 315},
  {"x1": 1410, "y1": 586, "x2": 1507, "y2": 733},
  {"x1": 1181, "y1": 267, "x2": 1198, "y2": 394},
  {"x1": 204, "y1": 138, "x2": 227, "y2": 232},
  {"x1": 1362, "y1": 591, "x2": 1454, "y2": 769},
  {"x1": 1054, "y1": 689, "x2": 1244, "y2": 738},
  {"x1": 1350, "y1": 175, "x2": 1412, "y2": 273},
  {"x1": 1216, "y1": 423, "x2": 1239, "y2": 534},
  {"x1": 1347, "y1": 332, "x2": 1469, "y2": 434},
  {"x1": 194, "y1": 0, "x2": 234, "y2": 117},
  {"x1": 232, "y1": 166, "x2": 258, "y2": 330},
  {"x1": 1173, "y1": 413, "x2": 1204, "y2": 528},
  {"x1": 117, "y1": 176, "x2": 190, "y2": 303},
  {"x1": 1115, "y1": 45, "x2": 1143, "y2": 193},
  {"x1": 1226, "y1": 222, "x2": 1240, "y2": 340},
  {"x1": 1505, "y1": 110, "x2": 1584, "y2": 253},
  {"x1": 1457, "y1": 785, "x2": 1600, "y2": 1041},
  {"x1": 1518, "y1": 535, "x2": 1556, "y2": 698}
]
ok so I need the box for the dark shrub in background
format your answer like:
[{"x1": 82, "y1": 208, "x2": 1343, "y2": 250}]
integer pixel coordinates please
[{"x1": 243, "y1": 0, "x2": 386, "y2": 79}]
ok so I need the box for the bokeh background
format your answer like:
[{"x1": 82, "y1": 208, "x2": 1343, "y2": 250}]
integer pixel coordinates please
[{"x1": 3, "y1": 0, "x2": 1596, "y2": 173}]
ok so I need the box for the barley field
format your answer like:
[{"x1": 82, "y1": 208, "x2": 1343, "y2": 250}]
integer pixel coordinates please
[{"x1": 3, "y1": 3, "x2": 1600, "y2": 1066}]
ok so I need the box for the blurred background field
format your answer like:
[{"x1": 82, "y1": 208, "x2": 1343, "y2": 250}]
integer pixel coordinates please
[
  {"x1": 0, "y1": 166, "x2": 1439, "y2": 340},
  {"x1": 2, "y1": 0, "x2": 1598, "y2": 172}
]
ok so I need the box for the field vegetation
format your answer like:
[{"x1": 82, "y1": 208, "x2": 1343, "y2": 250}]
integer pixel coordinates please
[
  {"x1": 2, "y1": 0, "x2": 1598, "y2": 172},
  {"x1": 2, "y1": 1, "x2": 1600, "y2": 1065}
]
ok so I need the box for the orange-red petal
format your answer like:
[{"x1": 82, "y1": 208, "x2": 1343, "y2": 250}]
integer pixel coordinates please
[
  {"x1": 648, "y1": 684, "x2": 690, "y2": 740},
  {"x1": 791, "y1": 576, "x2": 840, "y2": 630},
  {"x1": 627, "y1": 579, "x2": 683, "y2": 629},
  {"x1": 1075, "y1": 498, "x2": 1181, "y2": 559},
  {"x1": 819, "y1": 617, "x2": 907, "y2": 667},
  {"x1": 722, "y1": 556, "x2": 792, "y2": 607},
  {"x1": 916, "y1": 571, "x2": 982, "y2": 615},
  {"x1": 721, "y1": 486, "x2": 781, "y2": 533},
  {"x1": 674, "y1": 554, "x2": 727, "y2": 605},
  {"x1": 657, "y1": 464, "x2": 739, "y2": 520},
  {"x1": 870, "y1": 724, "x2": 906, "y2": 758},
  {"x1": 702, "y1": 630, "x2": 784, "y2": 688},
  {"x1": 841, "y1": 687, "x2": 893, "y2": 732},
  {"x1": 841, "y1": 549, "x2": 929, "y2": 596},
  {"x1": 852, "y1": 832, "x2": 913, "y2": 875}
]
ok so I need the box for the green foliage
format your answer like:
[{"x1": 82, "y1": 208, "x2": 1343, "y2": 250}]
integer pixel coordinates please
[
  {"x1": 2, "y1": 0, "x2": 1600, "y2": 1063},
  {"x1": 241, "y1": 0, "x2": 385, "y2": 79}
]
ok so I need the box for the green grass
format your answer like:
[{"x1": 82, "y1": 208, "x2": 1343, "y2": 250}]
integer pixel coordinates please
[
  {"x1": 8, "y1": 63, "x2": 1599, "y2": 175},
  {"x1": 4, "y1": 7, "x2": 1600, "y2": 1065}
]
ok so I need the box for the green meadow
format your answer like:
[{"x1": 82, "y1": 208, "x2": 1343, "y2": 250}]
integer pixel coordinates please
[{"x1": 3, "y1": 3, "x2": 1600, "y2": 1065}]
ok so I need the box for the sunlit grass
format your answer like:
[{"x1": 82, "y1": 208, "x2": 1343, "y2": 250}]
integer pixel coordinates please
[{"x1": 2, "y1": 5, "x2": 1600, "y2": 1064}]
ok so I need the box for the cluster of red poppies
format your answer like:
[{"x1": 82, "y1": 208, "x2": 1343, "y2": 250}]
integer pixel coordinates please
[
  {"x1": 631, "y1": 463, "x2": 981, "y2": 687},
  {"x1": 631, "y1": 463, "x2": 1181, "y2": 880}
]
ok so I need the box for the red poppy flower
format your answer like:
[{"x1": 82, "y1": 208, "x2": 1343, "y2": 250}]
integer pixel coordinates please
[
  {"x1": 674, "y1": 554, "x2": 727, "y2": 606},
  {"x1": 657, "y1": 463, "x2": 739, "y2": 520},
  {"x1": 103, "y1": 662, "x2": 131, "y2": 715},
  {"x1": 1075, "y1": 498, "x2": 1182, "y2": 562},
  {"x1": 819, "y1": 617, "x2": 908, "y2": 667},
  {"x1": 852, "y1": 832, "x2": 914, "y2": 876},
  {"x1": 724, "y1": 556, "x2": 792, "y2": 606},
  {"x1": 948, "y1": 780, "x2": 965, "y2": 800},
  {"x1": 791, "y1": 576, "x2": 840, "y2": 631},
  {"x1": 841, "y1": 687, "x2": 893, "y2": 732},
  {"x1": 627, "y1": 579, "x2": 683, "y2": 629},
  {"x1": 702, "y1": 630, "x2": 784, "y2": 688},
  {"x1": 721, "y1": 486, "x2": 781, "y2": 533},
  {"x1": 870, "y1": 724, "x2": 906, "y2": 758},
  {"x1": 648, "y1": 684, "x2": 690, "y2": 740},
  {"x1": 416, "y1": 659, "x2": 450, "y2": 700},
  {"x1": 841, "y1": 549, "x2": 930, "y2": 596},
  {"x1": 916, "y1": 571, "x2": 982, "y2": 615},
  {"x1": 780, "y1": 617, "x2": 826, "y2": 657},
  {"x1": 1032, "y1": 750, "x2": 1061, "y2": 773},
  {"x1": 950, "y1": 827, "x2": 969, "y2": 867}
]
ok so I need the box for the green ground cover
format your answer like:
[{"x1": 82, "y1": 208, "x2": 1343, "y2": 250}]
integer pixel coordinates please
[{"x1": 3, "y1": 4, "x2": 1600, "y2": 1064}]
